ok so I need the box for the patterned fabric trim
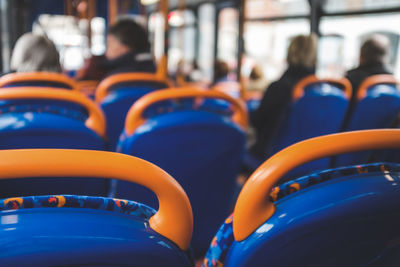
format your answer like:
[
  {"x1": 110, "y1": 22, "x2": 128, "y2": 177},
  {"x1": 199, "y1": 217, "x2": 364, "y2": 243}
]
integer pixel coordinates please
[
  {"x1": 203, "y1": 162, "x2": 400, "y2": 267},
  {"x1": 0, "y1": 195, "x2": 156, "y2": 220},
  {"x1": 0, "y1": 104, "x2": 88, "y2": 122},
  {"x1": 268, "y1": 162, "x2": 400, "y2": 202}
]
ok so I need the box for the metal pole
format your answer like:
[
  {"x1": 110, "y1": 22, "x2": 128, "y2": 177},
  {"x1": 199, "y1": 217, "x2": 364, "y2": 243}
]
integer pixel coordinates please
[
  {"x1": 0, "y1": 0, "x2": 11, "y2": 72},
  {"x1": 212, "y1": 5, "x2": 219, "y2": 83},
  {"x1": 309, "y1": 0, "x2": 321, "y2": 35},
  {"x1": 237, "y1": 0, "x2": 246, "y2": 98}
]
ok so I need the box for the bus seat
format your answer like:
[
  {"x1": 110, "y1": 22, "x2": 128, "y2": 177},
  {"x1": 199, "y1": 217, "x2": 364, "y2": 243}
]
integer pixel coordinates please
[
  {"x1": 265, "y1": 75, "x2": 351, "y2": 179},
  {"x1": 95, "y1": 72, "x2": 173, "y2": 150},
  {"x1": 337, "y1": 75, "x2": 400, "y2": 166},
  {"x1": 116, "y1": 88, "x2": 247, "y2": 258},
  {"x1": 204, "y1": 129, "x2": 400, "y2": 267},
  {"x1": 0, "y1": 88, "x2": 108, "y2": 197},
  {"x1": 0, "y1": 72, "x2": 78, "y2": 90},
  {"x1": 0, "y1": 149, "x2": 193, "y2": 266}
]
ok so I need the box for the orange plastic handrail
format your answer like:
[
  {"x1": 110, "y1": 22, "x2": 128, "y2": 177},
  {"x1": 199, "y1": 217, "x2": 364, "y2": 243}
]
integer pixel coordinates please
[
  {"x1": 124, "y1": 88, "x2": 248, "y2": 135},
  {"x1": 233, "y1": 129, "x2": 400, "y2": 241},
  {"x1": 357, "y1": 74, "x2": 398, "y2": 100},
  {"x1": 292, "y1": 75, "x2": 352, "y2": 101},
  {"x1": 95, "y1": 72, "x2": 174, "y2": 103},
  {"x1": 0, "y1": 149, "x2": 193, "y2": 250},
  {"x1": 0, "y1": 88, "x2": 106, "y2": 137},
  {"x1": 0, "y1": 72, "x2": 78, "y2": 90}
]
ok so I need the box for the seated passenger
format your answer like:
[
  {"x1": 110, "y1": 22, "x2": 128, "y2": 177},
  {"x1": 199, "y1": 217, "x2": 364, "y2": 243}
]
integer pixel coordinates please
[
  {"x1": 9, "y1": 33, "x2": 62, "y2": 73},
  {"x1": 247, "y1": 64, "x2": 269, "y2": 92},
  {"x1": 213, "y1": 60, "x2": 230, "y2": 84},
  {"x1": 250, "y1": 34, "x2": 317, "y2": 159},
  {"x1": 101, "y1": 18, "x2": 156, "y2": 76},
  {"x1": 344, "y1": 34, "x2": 392, "y2": 126}
]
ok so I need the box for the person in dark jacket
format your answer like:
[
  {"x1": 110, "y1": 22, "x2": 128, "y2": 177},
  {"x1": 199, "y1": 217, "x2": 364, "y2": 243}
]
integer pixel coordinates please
[
  {"x1": 342, "y1": 34, "x2": 392, "y2": 128},
  {"x1": 250, "y1": 34, "x2": 317, "y2": 159},
  {"x1": 101, "y1": 18, "x2": 156, "y2": 76}
]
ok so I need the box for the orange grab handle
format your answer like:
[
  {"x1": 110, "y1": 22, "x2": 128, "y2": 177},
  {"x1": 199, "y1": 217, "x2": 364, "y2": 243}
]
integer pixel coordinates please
[
  {"x1": 357, "y1": 74, "x2": 398, "y2": 100},
  {"x1": 233, "y1": 129, "x2": 400, "y2": 242},
  {"x1": 292, "y1": 75, "x2": 352, "y2": 101},
  {"x1": 95, "y1": 72, "x2": 174, "y2": 103},
  {"x1": 0, "y1": 149, "x2": 193, "y2": 250},
  {"x1": 124, "y1": 88, "x2": 248, "y2": 135},
  {"x1": 0, "y1": 72, "x2": 78, "y2": 90},
  {"x1": 0, "y1": 88, "x2": 106, "y2": 137}
]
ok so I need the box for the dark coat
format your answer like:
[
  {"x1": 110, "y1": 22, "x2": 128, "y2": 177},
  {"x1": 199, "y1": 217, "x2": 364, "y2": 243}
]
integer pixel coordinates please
[
  {"x1": 100, "y1": 51, "x2": 156, "y2": 77},
  {"x1": 346, "y1": 62, "x2": 392, "y2": 107},
  {"x1": 342, "y1": 63, "x2": 392, "y2": 129},
  {"x1": 250, "y1": 66, "x2": 315, "y2": 158}
]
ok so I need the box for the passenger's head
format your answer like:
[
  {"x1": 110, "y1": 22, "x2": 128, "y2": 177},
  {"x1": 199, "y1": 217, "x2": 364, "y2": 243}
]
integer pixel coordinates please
[
  {"x1": 214, "y1": 60, "x2": 229, "y2": 81},
  {"x1": 10, "y1": 33, "x2": 62, "y2": 73},
  {"x1": 359, "y1": 34, "x2": 390, "y2": 66},
  {"x1": 106, "y1": 18, "x2": 150, "y2": 60},
  {"x1": 286, "y1": 34, "x2": 318, "y2": 69},
  {"x1": 249, "y1": 65, "x2": 265, "y2": 81}
]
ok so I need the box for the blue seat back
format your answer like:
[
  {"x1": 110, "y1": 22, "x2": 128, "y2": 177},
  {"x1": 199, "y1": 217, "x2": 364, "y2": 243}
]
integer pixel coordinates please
[
  {"x1": 204, "y1": 163, "x2": 400, "y2": 267},
  {"x1": 116, "y1": 107, "x2": 246, "y2": 258},
  {"x1": 100, "y1": 81, "x2": 169, "y2": 149},
  {"x1": 337, "y1": 84, "x2": 400, "y2": 166},
  {"x1": 0, "y1": 195, "x2": 192, "y2": 266},
  {"x1": 0, "y1": 100, "x2": 108, "y2": 197},
  {"x1": 266, "y1": 83, "x2": 349, "y2": 179}
]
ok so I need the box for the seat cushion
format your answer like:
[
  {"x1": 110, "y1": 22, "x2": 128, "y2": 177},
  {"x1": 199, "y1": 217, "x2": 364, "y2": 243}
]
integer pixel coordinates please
[{"x1": 203, "y1": 162, "x2": 400, "y2": 267}]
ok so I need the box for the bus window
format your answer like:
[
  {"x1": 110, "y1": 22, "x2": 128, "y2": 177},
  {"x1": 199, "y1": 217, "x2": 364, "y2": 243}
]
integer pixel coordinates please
[
  {"x1": 324, "y1": 0, "x2": 400, "y2": 13},
  {"x1": 148, "y1": 12, "x2": 164, "y2": 63},
  {"x1": 198, "y1": 3, "x2": 215, "y2": 82},
  {"x1": 317, "y1": 35, "x2": 345, "y2": 78},
  {"x1": 320, "y1": 13, "x2": 400, "y2": 79},
  {"x1": 33, "y1": 15, "x2": 89, "y2": 71},
  {"x1": 244, "y1": 19, "x2": 309, "y2": 83},
  {"x1": 218, "y1": 7, "x2": 239, "y2": 79},
  {"x1": 168, "y1": 10, "x2": 196, "y2": 74},
  {"x1": 243, "y1": 0, "x2": 310, "y2": 82},
  {"x1": 246, "y1": 0, "x2": 309, "y2": 19}
]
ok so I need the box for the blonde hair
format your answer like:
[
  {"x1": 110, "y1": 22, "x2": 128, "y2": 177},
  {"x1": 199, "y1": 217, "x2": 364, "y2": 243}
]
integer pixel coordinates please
[
  {"x1": 10, "y1": 33, "x2": 62, "y2": 73},
  {"x1": 287, "y1": 34, "x2": 318, "y2": 69}
]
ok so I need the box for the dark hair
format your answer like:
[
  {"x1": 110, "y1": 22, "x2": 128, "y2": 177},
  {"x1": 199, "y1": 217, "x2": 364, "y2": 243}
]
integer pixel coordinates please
[
  {"x1": 360, "y1": 35, "x2": 390, "y2": 65},
  {"x1": 108, "y1": 18, "x2": 150, "y2": 53},
  {"x1": 214, "y1": 60, "x2": 229, "y2": 81}
]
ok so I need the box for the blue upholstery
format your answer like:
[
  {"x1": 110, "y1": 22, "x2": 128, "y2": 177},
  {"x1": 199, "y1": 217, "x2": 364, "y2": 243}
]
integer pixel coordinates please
[
  {"x1": 266, "y1": 83, "x2": 349, "y2": 179},
  {"x1": 0, "y1": 195, "x2": 193, "y2": 266},
  {"x1": 204, "y1": 162, "x2": 400, "y2": 267},
  {"x1": 99, "y1": 81, "x2": 169, "y2": 150},
  {"x1": 116, "y1": 105, "x2": 246, "y2": 258},
  {"x1": 0, "y1": 100, "x2": 108, "y2": 197},
  {"x1": 337, "y1": 84, "x2": 400, "y2": 166}
]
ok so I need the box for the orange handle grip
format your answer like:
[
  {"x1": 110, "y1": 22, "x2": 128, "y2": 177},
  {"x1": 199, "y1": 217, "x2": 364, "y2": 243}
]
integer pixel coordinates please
[
  {"x1": 0, "y1": 72, "x2": 78, "y2": 90},
  {"x1": 357, "y1": 74, "x2": 398, "y2": 100},
  {"x1": 233, "y1": 129, "x2": 400, "y2": 241},
  {"x1": 95, "y1": 72, "x2": 174, "y2": 103},
  {"x1": 293, "y1": 75, "x2": 352, "y2": 101},
  {"x1": 124, "y1": 88, "x2": 248, "y2": 135},
  {"x1": 0, "y1": 149, "x2": 193, "y2": 250},
  {"x1": 0, "y1": 88, "x2": 106, "y2": 137}
]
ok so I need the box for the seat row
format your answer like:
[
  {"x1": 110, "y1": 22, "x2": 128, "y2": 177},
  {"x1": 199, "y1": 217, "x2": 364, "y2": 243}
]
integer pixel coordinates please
[{"x1": 1, "y1": 130, "x2": 400, "y2": 266}]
